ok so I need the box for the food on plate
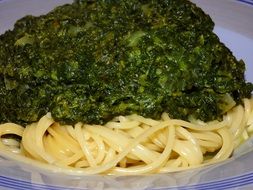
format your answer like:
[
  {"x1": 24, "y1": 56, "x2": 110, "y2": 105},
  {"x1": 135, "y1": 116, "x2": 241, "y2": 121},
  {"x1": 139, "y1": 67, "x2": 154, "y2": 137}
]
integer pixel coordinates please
[{"x1": 0, "y1": 0, "x2": 252, "y2": 175}]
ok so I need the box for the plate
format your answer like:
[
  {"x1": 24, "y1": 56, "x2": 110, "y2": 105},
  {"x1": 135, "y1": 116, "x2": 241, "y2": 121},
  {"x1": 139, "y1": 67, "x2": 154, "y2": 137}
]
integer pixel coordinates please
[{"x1": 0, "y1": 0, "x2": 253, "y2": 189}]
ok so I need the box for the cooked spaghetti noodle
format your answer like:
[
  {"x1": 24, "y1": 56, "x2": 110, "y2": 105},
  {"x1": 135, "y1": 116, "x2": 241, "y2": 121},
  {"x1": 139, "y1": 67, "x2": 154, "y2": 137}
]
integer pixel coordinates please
[{"x1": 0, "y1": 98, "x2": 253, "y2": 175}]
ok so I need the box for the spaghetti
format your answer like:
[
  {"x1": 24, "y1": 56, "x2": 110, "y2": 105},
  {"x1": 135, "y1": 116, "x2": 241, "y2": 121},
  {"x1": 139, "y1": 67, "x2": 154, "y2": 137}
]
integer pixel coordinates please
[{"x1": 0, "y1": 98, "x2": 253, "y2": 175}]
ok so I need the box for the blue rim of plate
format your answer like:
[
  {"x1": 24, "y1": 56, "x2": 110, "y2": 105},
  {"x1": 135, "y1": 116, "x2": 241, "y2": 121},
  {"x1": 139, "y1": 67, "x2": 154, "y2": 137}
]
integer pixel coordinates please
[
  {"x1": 0, "y1": 0, "x2": 253, "y2": 189},
  {"x1": 1, "y1": 171, "x2": 253, "y2": 190},
  {"x1": 237, "y1": 0, "x2": 253, "y2": 6}
]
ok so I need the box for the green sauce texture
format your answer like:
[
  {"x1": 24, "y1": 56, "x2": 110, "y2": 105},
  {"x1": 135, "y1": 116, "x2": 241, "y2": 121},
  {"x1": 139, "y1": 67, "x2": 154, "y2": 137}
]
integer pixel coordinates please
[{"x1": 0, "y1": 0, "x2": 252, "y2": 125}]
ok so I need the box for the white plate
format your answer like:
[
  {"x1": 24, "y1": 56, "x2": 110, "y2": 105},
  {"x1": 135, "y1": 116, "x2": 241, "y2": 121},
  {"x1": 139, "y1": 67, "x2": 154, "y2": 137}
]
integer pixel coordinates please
[{"x1": 0, "y1": 0, "x2": 253, "y2": 189}]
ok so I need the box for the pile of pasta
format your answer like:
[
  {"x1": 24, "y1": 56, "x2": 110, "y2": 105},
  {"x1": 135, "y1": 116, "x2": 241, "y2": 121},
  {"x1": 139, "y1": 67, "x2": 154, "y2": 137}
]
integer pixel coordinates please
[{"x1": 0, "y1": 98, "x2": 253, "y2": 175}]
